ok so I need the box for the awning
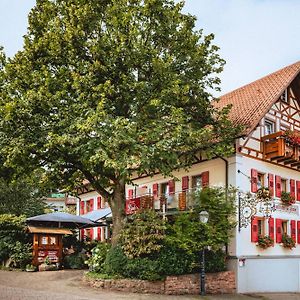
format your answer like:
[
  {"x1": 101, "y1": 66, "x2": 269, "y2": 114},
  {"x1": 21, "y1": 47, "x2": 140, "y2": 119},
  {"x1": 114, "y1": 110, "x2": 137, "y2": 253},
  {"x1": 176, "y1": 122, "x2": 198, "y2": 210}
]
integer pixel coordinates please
[
  {"x1": 27, "y1": 226, "x2": 72, "y2": 235},
  {"x1": 26, "y1": 212, "x2": 97, "y2": 228},
  {"x1": 82, "y1": 207, "x2": 112, "y2": 223}
]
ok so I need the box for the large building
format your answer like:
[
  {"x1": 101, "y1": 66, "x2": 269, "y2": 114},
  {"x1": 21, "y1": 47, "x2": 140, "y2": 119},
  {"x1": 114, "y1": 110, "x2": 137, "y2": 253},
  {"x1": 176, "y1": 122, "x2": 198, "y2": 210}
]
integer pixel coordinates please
[{"x1": 78, "y1": 61, "x2": 300, "y2": 293}]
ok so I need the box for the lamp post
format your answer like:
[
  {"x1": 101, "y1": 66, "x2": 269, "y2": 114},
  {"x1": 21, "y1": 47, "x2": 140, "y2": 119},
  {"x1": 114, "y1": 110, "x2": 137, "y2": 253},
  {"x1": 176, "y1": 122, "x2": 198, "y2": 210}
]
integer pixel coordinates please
[{"x1": 199, "y1": 210, "x2": 209, "y2": 296}]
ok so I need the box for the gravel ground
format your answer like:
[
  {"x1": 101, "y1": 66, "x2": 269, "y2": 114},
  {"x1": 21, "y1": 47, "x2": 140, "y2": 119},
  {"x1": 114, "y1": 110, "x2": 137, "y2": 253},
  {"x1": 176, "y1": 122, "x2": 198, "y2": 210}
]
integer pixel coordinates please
[{"x1": 0, "y1": 269, "x2": 299, "y2": 300}]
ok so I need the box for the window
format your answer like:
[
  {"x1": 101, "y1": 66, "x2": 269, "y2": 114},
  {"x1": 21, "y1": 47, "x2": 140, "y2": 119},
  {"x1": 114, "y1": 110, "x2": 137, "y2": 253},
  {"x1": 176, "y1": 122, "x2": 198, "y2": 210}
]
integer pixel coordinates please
[
  {"x1": 282, "y1": 221, "x2": 288, "y2": 235},
  {"x1": 281, "y1": 179, "x2": 287, "y2": 192},
  {"x1": 160, "y1": 182, "x2": 169, "y2": 196},
  {"x1": 257, "y1": 173, "x2": 264, "y2": 189},
  {"x1": 258, "y1": 218, "x2": 265, "y2": 236},
  {"x1": 265, "y1": 120, "x2": 275, "y2": 135},
  {"x1": 192, "y1": 175, "x2": 202, "y2": 191}
]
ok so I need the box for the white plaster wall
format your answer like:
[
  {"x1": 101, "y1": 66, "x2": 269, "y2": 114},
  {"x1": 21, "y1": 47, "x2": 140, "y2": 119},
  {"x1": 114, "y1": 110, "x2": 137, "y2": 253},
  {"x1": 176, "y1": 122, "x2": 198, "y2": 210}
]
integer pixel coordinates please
[
  {"x1": 78, "y1": 191, "x2": 108, "y2": 241},
  {"x1": 234, "y1": 257, "x2": 300, "y2": 293},
  {"x1": 130, "y1": 158, "x2": 227, "y2": 192},
  {"x1": 233, "y1": 155, "x2": 300, "y2": 257}
]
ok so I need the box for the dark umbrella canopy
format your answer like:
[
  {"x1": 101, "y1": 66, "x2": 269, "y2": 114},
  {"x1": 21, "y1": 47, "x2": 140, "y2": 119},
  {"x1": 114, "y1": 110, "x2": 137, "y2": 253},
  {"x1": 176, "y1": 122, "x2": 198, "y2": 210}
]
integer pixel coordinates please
[{"x1": 26, "y1": 212, "x2": 97, "y2": 229}]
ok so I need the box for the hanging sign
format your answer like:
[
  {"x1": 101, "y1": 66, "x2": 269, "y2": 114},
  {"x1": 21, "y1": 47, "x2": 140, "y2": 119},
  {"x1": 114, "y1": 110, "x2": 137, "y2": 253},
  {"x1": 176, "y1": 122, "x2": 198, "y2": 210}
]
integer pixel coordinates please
[{"x1": 125, "y1": 197, "x2": 141, "y2": 214}]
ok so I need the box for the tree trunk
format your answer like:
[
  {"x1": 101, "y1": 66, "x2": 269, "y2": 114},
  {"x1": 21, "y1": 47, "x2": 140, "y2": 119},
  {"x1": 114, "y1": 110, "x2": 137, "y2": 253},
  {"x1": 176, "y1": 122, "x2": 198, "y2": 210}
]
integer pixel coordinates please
[{"x1": 109, "y1": 180, "x2": 126, "y2": 246}]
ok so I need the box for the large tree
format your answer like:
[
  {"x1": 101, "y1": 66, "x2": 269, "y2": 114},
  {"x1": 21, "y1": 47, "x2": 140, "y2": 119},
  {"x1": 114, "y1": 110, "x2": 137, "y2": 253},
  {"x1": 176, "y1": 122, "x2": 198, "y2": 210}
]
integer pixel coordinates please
[{"x1": 0, "y1": 0, "x2": 239, "y2": 244}]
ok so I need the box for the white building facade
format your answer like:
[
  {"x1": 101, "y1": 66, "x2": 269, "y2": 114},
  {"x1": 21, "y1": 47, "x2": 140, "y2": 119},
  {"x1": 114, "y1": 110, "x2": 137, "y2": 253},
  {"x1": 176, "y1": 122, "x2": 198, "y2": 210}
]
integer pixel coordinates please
[{"x1": 78, "y1": 61, "x2": 300, "y2": 293}]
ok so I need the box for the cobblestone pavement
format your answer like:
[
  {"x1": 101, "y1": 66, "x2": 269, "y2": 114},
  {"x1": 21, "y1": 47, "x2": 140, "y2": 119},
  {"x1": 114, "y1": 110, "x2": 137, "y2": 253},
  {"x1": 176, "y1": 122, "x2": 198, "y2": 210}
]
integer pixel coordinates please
[{"x1": 0, "y1": 270, "x2": 300, "y2": 300}]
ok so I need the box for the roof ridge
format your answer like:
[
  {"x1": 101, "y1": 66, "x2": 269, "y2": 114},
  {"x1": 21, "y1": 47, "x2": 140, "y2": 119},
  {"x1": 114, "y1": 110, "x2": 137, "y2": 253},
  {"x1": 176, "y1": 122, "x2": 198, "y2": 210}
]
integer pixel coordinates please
[{"x1": 220, "y1": 60, "x2": 300, "y2": 98}]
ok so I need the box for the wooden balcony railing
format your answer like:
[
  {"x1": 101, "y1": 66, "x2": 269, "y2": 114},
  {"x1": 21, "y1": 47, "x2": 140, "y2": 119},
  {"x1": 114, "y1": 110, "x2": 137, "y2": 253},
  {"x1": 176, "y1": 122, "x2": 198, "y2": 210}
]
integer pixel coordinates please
[
  {"x1": 262, "y1": 131, "x2": 300, "y2": 167},
  {"x1": 125, "y1": 189, "x2": 199, "y2": 215}
]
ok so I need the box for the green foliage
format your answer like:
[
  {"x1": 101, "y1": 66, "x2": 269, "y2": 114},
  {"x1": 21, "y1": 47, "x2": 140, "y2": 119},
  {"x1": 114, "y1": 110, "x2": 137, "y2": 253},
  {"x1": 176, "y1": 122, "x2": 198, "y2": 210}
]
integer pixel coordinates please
[
  {"x1": 10, "y1": 242, "x2": 32, "y2": 269},
  {"x1": 0, "y1": 0, "x2": 240, "y2": 241},
  {"x1": 63, "y1": 253, "x2": 86, "y2": 269},
  {"x1": 257, "y1": 235, "x2": 274, "y2": 249},
  {"x1": 155, "y1": 242, "x2": 195, "y2": 276},
  {"x1": 120, "y1": 210, "x2": 165, "y2": 258},
  {"x1": 204, "y1": 249, "x2": 226, "y2": 273},
  {"x1": 0, "y1": 214, "x2": 32, "y2": 268},
  {"x1": 167, "y1": 187, "x2": 236, "y2": 252},
  {"x1": 86, "y1": 242, "x2": 111, "y2": 273},
  {"x1": 104, "y1": 245, "x2": 128, "y2": 276},
  {"x1": 0, "y1": 176, "x2": 47, "y2": 217},
  {"x1": 282, "y1": 234, "x2": 296, "y2": 249}
]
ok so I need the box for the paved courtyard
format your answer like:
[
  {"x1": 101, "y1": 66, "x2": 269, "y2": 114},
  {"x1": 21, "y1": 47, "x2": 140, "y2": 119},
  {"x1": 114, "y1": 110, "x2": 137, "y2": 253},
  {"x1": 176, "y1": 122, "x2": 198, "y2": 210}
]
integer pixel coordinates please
[{"x1": 0, "y1": 269, "x2": 299, "y2": 300}]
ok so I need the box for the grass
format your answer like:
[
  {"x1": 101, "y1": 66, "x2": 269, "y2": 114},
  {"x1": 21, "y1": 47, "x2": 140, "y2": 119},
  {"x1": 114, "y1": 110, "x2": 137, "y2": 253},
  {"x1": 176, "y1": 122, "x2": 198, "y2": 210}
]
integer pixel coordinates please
[{"x1": 85, "y1": 271, "x2": 123, "y2": 280}]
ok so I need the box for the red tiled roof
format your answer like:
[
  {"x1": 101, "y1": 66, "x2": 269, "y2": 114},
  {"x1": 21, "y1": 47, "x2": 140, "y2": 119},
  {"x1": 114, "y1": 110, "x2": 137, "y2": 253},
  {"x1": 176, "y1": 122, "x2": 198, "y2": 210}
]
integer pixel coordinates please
[{"x1": 215, "y1": 61, "x2": 300, "y2": 134}]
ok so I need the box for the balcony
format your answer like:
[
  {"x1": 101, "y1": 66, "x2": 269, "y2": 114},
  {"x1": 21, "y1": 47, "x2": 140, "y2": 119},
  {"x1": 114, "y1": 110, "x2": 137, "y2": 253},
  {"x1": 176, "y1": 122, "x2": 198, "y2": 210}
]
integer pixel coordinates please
[
  {"x1": 125, "y1": 189, "x2": 199, "y2": 215},
  {"x1": 262, "y1": 131, "x2": 300, "y2": 167}
]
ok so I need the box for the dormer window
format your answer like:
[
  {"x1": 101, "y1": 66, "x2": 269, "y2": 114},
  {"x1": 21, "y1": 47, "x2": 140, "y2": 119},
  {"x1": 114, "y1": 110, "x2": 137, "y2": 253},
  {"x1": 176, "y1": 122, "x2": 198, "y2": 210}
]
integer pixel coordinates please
[{"x1": 265, "y1": 120, "x2": 275, "y2": 135}]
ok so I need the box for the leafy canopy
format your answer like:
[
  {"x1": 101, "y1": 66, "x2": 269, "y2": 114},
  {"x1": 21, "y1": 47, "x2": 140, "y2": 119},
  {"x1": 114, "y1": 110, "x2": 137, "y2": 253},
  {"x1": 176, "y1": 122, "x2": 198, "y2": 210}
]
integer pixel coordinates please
[{"x1": 0, "y1": 0, "x2": 239, "y2": 200}]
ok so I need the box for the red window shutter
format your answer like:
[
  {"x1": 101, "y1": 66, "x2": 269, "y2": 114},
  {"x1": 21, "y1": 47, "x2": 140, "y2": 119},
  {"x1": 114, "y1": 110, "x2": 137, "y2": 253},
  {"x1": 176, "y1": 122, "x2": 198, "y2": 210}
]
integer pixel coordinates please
[
  {"x1": 276, "y1": 219, "x2": 282, "y2": 243},
  {"x1": 80, "y1": 229, "x2": 85, "y2": 240},
  {"x1": 97, "y1": 196, "x2": 101, "y2": 209},
  {"x1": 297, "y1": 221, "x2": 300, "y2": 244},
  {"x1": 297, "y1": 181, "x2": 300, "y2": 201},
  {"x1": 80, "y1": 201, "x2": 85, "y2": 215},
  {"x1": 291, "y1": 220, "x2": 296, "y2": 242},
  {"x1": 251, "y1": 217, "x2": 259, "y2": 243},
  {"x1": 268, "y1": 217, "x2": 274, "y2": 242},
  {"x1": 251, "y1": 169, "x2": 258, "y2": 193},
  {"x1": 168, "y1": 179, "x2": 175, "y2": 195},
  {"x1": 290, "y1": 180, "x2": 296, "y2": 202},
  {"x1": 89, "y1": 199, "x2": 94, "y2": 212},
  {"x1": 275, "y1": 175, "x2": 281, "y2": 198},
  {"x1": 182, "y1": 176, "x2": 189, "y2": 191},
  {"x1": 202, "y1": 171, "x2": 209, "y2": 188},
  {"x1": 153, "y1": 183, "x2": 158, "y2": 197},
  {"x1": 97, "y1": 227, "x2": 101, "y2": 241},
  {"x1": 128, "y1": 189, "x2": 134, "y2": 199},
  {"x1": 268, "y1": 174, "x2": 274, "y2": 197}
]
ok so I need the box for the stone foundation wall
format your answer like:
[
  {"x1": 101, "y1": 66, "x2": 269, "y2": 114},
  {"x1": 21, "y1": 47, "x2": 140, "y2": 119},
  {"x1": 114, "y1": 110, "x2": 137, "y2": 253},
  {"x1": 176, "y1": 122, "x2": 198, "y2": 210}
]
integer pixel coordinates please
[{"x1": 83, "y1": 271, "x2": 235, "y2": 295}]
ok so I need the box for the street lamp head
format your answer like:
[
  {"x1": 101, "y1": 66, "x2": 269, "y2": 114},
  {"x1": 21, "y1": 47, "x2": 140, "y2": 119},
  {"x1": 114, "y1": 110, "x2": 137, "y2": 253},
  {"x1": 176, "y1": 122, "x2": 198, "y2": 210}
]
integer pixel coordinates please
[{"x1": 199, "y1": 210, "x2": 209, "y2": 224}]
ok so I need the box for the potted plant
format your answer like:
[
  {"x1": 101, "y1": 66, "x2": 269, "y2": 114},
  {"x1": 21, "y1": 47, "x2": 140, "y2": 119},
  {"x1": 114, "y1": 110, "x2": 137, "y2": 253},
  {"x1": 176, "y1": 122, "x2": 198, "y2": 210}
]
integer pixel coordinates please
[
  {"x1": 256, "y1": 235, "x2": 274, "y2": 249},
  {"x1": 284, "y1": 130, "x2": 300, "y2": 146},
  {"x1": 25, "y1": 264, "x2": 36, "y2": 272},
  {"x1": 281, "y1": 191, "x2": 295, "y2": 205},
  {"x1": 281, "y1": 234, "x2": 296, "y2": 249}
]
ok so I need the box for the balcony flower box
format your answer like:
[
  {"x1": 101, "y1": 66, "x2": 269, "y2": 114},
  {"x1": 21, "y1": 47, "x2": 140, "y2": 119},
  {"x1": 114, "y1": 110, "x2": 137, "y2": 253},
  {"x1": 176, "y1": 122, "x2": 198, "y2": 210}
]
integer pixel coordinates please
[
  {"x1": 256, "y1": 235, "x2": 274, "y2": 249},
  {"x1": 281, "y1": 191, "x2": 295, "y2": 205},
  {"x1": 281, "y1": 234, "x2": 296, "y2": 250}
]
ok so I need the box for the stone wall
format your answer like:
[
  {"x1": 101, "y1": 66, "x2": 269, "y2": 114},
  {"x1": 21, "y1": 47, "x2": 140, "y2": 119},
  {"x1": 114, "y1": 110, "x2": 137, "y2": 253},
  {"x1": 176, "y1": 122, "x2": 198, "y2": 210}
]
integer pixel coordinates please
[{"x1": 83, "y1": 271, "x2": 236, "y2": 295}]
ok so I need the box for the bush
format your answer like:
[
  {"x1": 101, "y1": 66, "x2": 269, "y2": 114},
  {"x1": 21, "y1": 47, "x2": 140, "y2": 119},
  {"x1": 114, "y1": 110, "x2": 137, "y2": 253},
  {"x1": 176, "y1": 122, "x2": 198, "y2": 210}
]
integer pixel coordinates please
[
  {"x1": 104, "y1": 245, "x2": 127, "y2": 276},
  {"x1": 155, "y1": 243, "x2": 195, "y2": 276},
  {"x1": 205, "y1": 249, "x2": 226, "y2": 273},
  {"x1": 0, "y1": 214, "x2": 31, "y2": 268},
  {"x1": 63, "y1": 253, "x2": 86, "y2": 269},
  {"x1": 86, "y1": 242, "x2": 111, "y2": 273},
  {"x1": 123, "y1": 257, "x2": 162, "y2": 281},
  {"x1": 120, "y1": 209, "x2": 165, "y2": 259}
]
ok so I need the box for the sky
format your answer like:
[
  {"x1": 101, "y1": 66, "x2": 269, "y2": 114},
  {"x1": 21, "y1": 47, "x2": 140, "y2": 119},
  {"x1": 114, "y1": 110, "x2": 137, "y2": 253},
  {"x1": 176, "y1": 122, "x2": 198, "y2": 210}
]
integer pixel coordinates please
[{"x1": 0, "y1": 0, "x2": 299, "y2": 96}]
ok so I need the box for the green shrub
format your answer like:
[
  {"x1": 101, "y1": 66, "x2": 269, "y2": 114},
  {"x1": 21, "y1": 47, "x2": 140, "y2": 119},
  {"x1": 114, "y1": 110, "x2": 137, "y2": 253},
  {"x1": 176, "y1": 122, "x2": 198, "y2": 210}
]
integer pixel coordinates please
[
  {"x1": 123, "y1": 257, "x2": 162, "y2": 281},
  {"x1": 10, "y1": 241, "x2": 32, "y2": 269},
  {"x1": 205, "y1": 249, "x2": 226, "y2": 273},
  {"x1": 0, "y1": 214, "x2": 31, "y2": 267},
  {"x1": 156, "y1": 243, "x2": 195, "y2": 276},
  {"x1": 63, "y1": 253, "x2": 86, "y2": 269},
  {"x1": 104, "y1": 245, "x2": 127, "y2": 276},
  {"x1": 86, "y1": 242, "x2": 111, "y2": 273},
  {"x1": 120, "y1": 210, "x2": 166, "y2": 259}
]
